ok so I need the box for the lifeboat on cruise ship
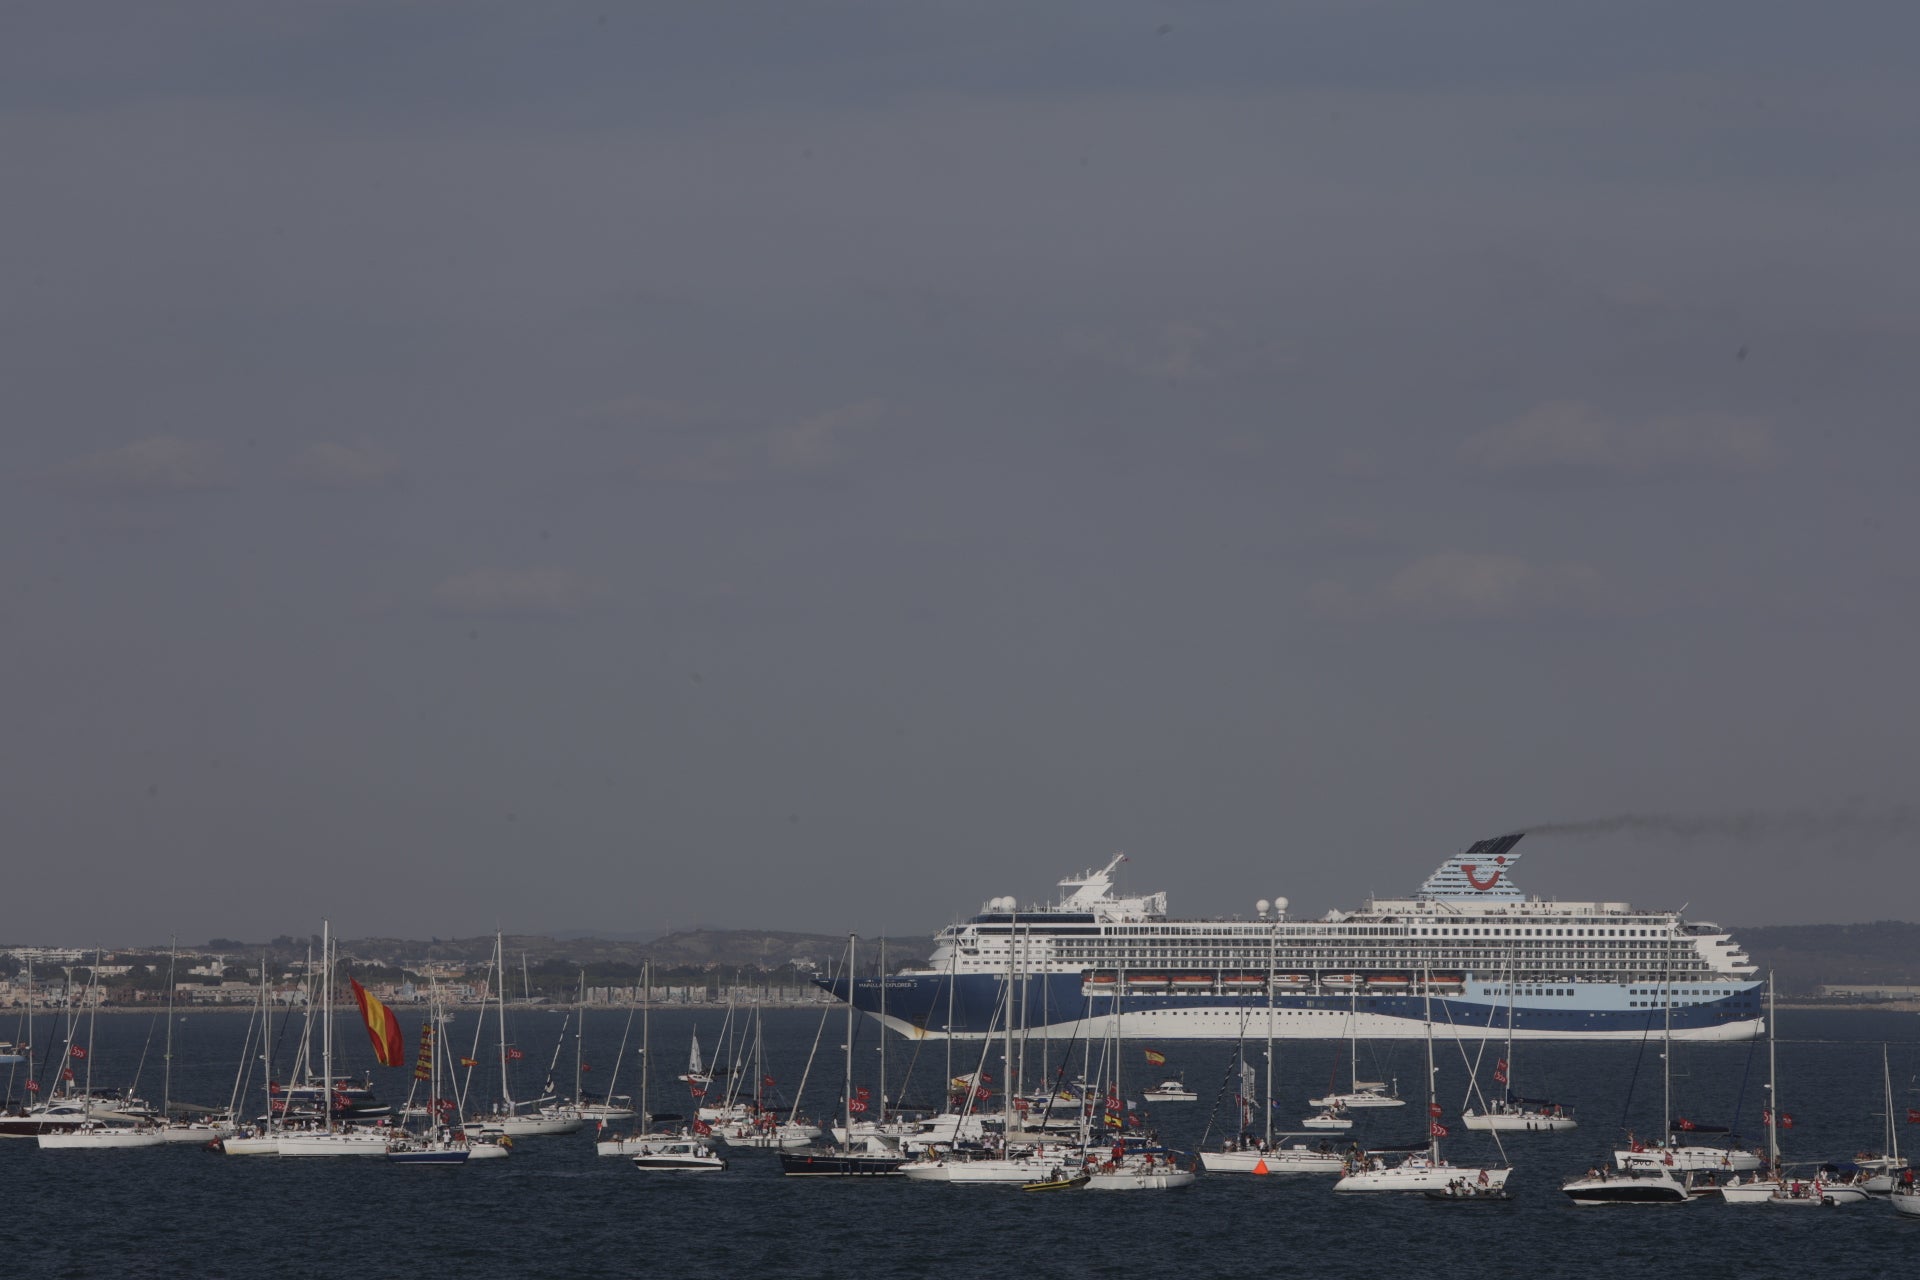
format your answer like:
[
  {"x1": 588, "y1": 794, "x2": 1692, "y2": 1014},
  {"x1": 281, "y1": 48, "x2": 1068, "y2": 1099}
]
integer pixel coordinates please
[
  {"x1": 1365, "y1": 974, "x2": 1410, "y2": 990},
  {"x1": 1427, "y1": 973, "x2": 1466, "y2": 992},
  {"x1": 1270, "y1": 974, "x2": 1310, "y2": 988},
  {"x1": 1085, "y1": 972, "x2": 1119, "y2": 987},
  {"x1": 1170, "y1": 975, "x2": 1214, "y2": 991},
  {"x1": 1126, "y1": 975, "x2": 1170, "y2": 992},
  {"x1": 1220, "y1": 975, "x2": 1266, "y2": 990},
  {"x1": 1320, "y1": 974, "x2": 1362, "y2": 989}
]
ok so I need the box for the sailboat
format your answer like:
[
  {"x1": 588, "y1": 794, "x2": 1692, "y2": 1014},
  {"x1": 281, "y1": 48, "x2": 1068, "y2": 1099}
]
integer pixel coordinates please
[
  {"x1": 151, "y1": 942, "x2": 233, "y2": 1143},
  {"x1": 901, "y1": 963, "x2": 1075, "y2": 1185},
  {"x1": 1202, "y1": 960, "x2": 1345, "y2": 1175},
  {"x1": 1614, "y1": 973, "x2": 1760, "y2": 1175},
  {"x1": 1893, "y1": 1170, "x2": 1920, "y2": 1217},
  {"x1": 384, "y1": 984, "x2": 473, "y2": 1165},
  {"x1": 1461, "y1": 964, "x2": 1575, "y2": 1132},
  {"x1": 1082, "y1": 968, "x2": 1196, "y2": 1191},
  {"x1": 679, "y1": 1028, "x2": 712, "y2": 1086},
  {"x1": 469, "y1": 934, "x2": 583, "y2": 1138},
  {"x1": 568, "y1": 972, "x2": 634, "y2": 1124},
  {"x1": 1309, "y1": 988, "x2": 1402, "y2": 1111},
  {"x1": 221, "y1": 959, "x2": 286, "y2": 1155},
  {"x1": 1721, "y1": 973, "x2": 1793, "y2": 1204},
  {"x1": 779, "y1": 936, "x2": 909, "y2": 1176},
  {"x1": 276, "y1": 923, "x2": 389, "y2": 1157},
  {"x1": 38, "y1": 956, "x2": 164, "y2": 1150},
  {"x1": 1859, "y1": 1044, "x2": 1910, "y2": 1194},
  {"x1": 1333, "y1": 975, "x2": 1510, "y2": 1196}
]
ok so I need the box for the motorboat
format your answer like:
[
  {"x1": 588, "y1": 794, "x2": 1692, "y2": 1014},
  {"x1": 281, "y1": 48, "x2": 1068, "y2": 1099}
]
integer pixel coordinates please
[
  {"x1": 1302, "y1": 1106, "x2": 1353, "y2": 1130},
  {"x1": 1561, "y1": 1163, "x2": 1692, "y2": 1204},
  {"x1": 632, "y1": 1137, "x2": 728, "y2": 1171},
  {"x1": 1142, "y1": 1078, "x2": 1196, "y2": 1102}
]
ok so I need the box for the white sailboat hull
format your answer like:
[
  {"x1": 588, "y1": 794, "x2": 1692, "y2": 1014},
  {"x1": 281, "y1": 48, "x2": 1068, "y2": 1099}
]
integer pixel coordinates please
[
  {"x1": 1892, "y1": 1188, "x2": 1920, "y2": 1217},
  {"x1": 478, "y1": 1112, "x2": 584, "y2": 1137},
  {"x1": 1461, "y1": 1110, "x2": 1576, "y2": 1132},
  {"x1": 221, "y1": 1134, "x2": 282, "y2": 1156},
  {"x1": 1335, "y1": 1160, "x2": 1511, "y2": 1194},
  {"x1": 37, "y1": 1127, "x2": 165, "y2": 1150},
  {"x1": 275, "y1": 1130, "x2": 391, "y2": 1157},
  {"x1": 1718, "y1": 1178, "x2": 1784, "y2": 1204},
  {"x1": 1309, "y1": 1092, "x2": 1403, "y2": 1109},
  {"x1": 902, "y1": 1155, "x2": 1073, "y2": 1184},
  {"x1": 1616, "y1": 1146, "x2": 1762, "y2": 1173},
  {"x1": 1200, "y1": 1146, "x2": 1345, "y2": 1174},
  {"x1": 1085, "y1": 1165, "x2": 1196, "y2": 1190}
]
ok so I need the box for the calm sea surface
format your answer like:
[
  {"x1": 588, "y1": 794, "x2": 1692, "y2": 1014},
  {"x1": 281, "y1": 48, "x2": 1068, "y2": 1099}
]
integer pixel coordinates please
[{"x1": 3, "y1": 1005, "x2": 1915, "y2": 1279}]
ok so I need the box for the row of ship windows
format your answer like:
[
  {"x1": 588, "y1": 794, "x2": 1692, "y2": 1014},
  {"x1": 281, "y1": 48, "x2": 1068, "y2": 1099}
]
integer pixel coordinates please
[
  {"x1": 1075, "y1": 923, "x2": 1677, "y2": 938},
  {"x1": 1629, "y1": 999, "x2": 1755, "y2": 1008}
]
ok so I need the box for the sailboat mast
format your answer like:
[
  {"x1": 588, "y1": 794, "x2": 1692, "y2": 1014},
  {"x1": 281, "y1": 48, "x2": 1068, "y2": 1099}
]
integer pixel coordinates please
[
  {"x1": 844, "y1": 935, "x2": 855, "y2": 1144},
  {"x1": 944, "y1": 943, "x2": 956, "y2": 1108},
  {"x1": 1350, "y1": 987, "x2": 1359, "y2": 1091},
  {"x1": 1885, "y1": 1043, "x2": 1900, "y2": 1167},
  {"x1": 1114, "y1": 965, "x2": 1125, "y2": 1139},
  {"x1": 640, "y1": 959, "x2": 651, "y2": 1139},
  {"x1": 1014, "y1": 922, "x2": 1025, "y2": 1101},
  {"x1": 1003, "y1": 928, "x2": 1015, "y2": 1137},
  {"x1": 1264, "y1": 922, "x2": 1276, "y2": 1148},
  {"x1": 162, "y1": 938, "x2": 177, "y2": 1118},
  {"x1": 878, "y1": 938, "x2": 887, "y2": 1124},
  {"x1": 1505, "y1": 955, "x2": 1516, "y2": 1101},
  {"x1": 260, "y1": 953, "x2": 274, "y2": 1136},
  {"x1": 83, "y1": 956, "x2": 99, "y2": 1117},
  {"x1": 1662, "y1": 967, "x2": 1672, "y2": 1144},
  {"x1": 575, "y1": 970, "x2": 585, "y2": 1106},
  {"x1": 1424, "y1": 970, "x2": 1437, "y2": 1163},
  {"x1": 496, "y1": 933, "x2": 512, "y2": 1108},
  {"x1": 1764, "y1": 971, "x2": 1778, "y2": 1169},
  {"x1": 321, "y1": 922, "x2": 333, "y2": 1135}
]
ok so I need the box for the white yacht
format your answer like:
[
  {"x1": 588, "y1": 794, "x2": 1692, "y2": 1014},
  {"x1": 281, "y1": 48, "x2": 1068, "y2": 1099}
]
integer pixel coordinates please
[{"x1": 631, "y1": 1137, "x2": 727, "y2": 1172}]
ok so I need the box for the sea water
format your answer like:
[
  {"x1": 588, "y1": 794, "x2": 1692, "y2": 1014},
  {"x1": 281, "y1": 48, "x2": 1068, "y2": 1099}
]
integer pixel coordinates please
[{"x1": 2, "y1": 1005, "x2": 1914, "y2": 1279}]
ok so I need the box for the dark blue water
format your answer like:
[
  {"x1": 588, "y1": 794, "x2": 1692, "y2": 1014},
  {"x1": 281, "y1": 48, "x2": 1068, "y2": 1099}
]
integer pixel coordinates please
[{"x1": 3, "y1": 1006, "x2": 1915, "y2": 1279}]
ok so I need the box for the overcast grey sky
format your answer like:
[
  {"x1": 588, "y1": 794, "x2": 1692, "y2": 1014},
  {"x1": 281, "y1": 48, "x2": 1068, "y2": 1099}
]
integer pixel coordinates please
[{"x1": 4, "y1": 2, "x2": 1917, "y2": 945}]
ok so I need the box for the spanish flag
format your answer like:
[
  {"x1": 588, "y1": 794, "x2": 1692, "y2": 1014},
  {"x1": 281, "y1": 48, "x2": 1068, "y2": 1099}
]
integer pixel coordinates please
[
  {"x1": 1142, "y1": 1048, "x2": 1167, "y2": 1066},
  {"x1": 349, "y1": 977, "x2": 405, "y2": 1067}
]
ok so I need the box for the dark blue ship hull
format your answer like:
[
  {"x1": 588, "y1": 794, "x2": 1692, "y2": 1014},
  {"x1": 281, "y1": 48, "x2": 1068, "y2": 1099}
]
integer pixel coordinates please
[{"x1": 822, "y1": 973, "x2": 1763, "y2": 1042}]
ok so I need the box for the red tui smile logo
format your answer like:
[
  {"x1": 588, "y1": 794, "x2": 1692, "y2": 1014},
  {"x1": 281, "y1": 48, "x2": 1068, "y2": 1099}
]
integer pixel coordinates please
[{"x1": 1461, "y1": 855, "x2": 1505, "y2": 891}]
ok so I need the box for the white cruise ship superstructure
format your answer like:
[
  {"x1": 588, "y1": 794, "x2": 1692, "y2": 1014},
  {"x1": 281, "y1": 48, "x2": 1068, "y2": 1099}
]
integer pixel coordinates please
[{"x1": 826, "y1": 834, "x2": 1762, "y2": 1043}]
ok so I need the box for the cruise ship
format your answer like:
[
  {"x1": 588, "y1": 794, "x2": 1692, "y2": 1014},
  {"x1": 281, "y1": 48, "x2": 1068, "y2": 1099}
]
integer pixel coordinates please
[{"x1": 827, "y1": 835, "x2": 1763, "y2": 1043}]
